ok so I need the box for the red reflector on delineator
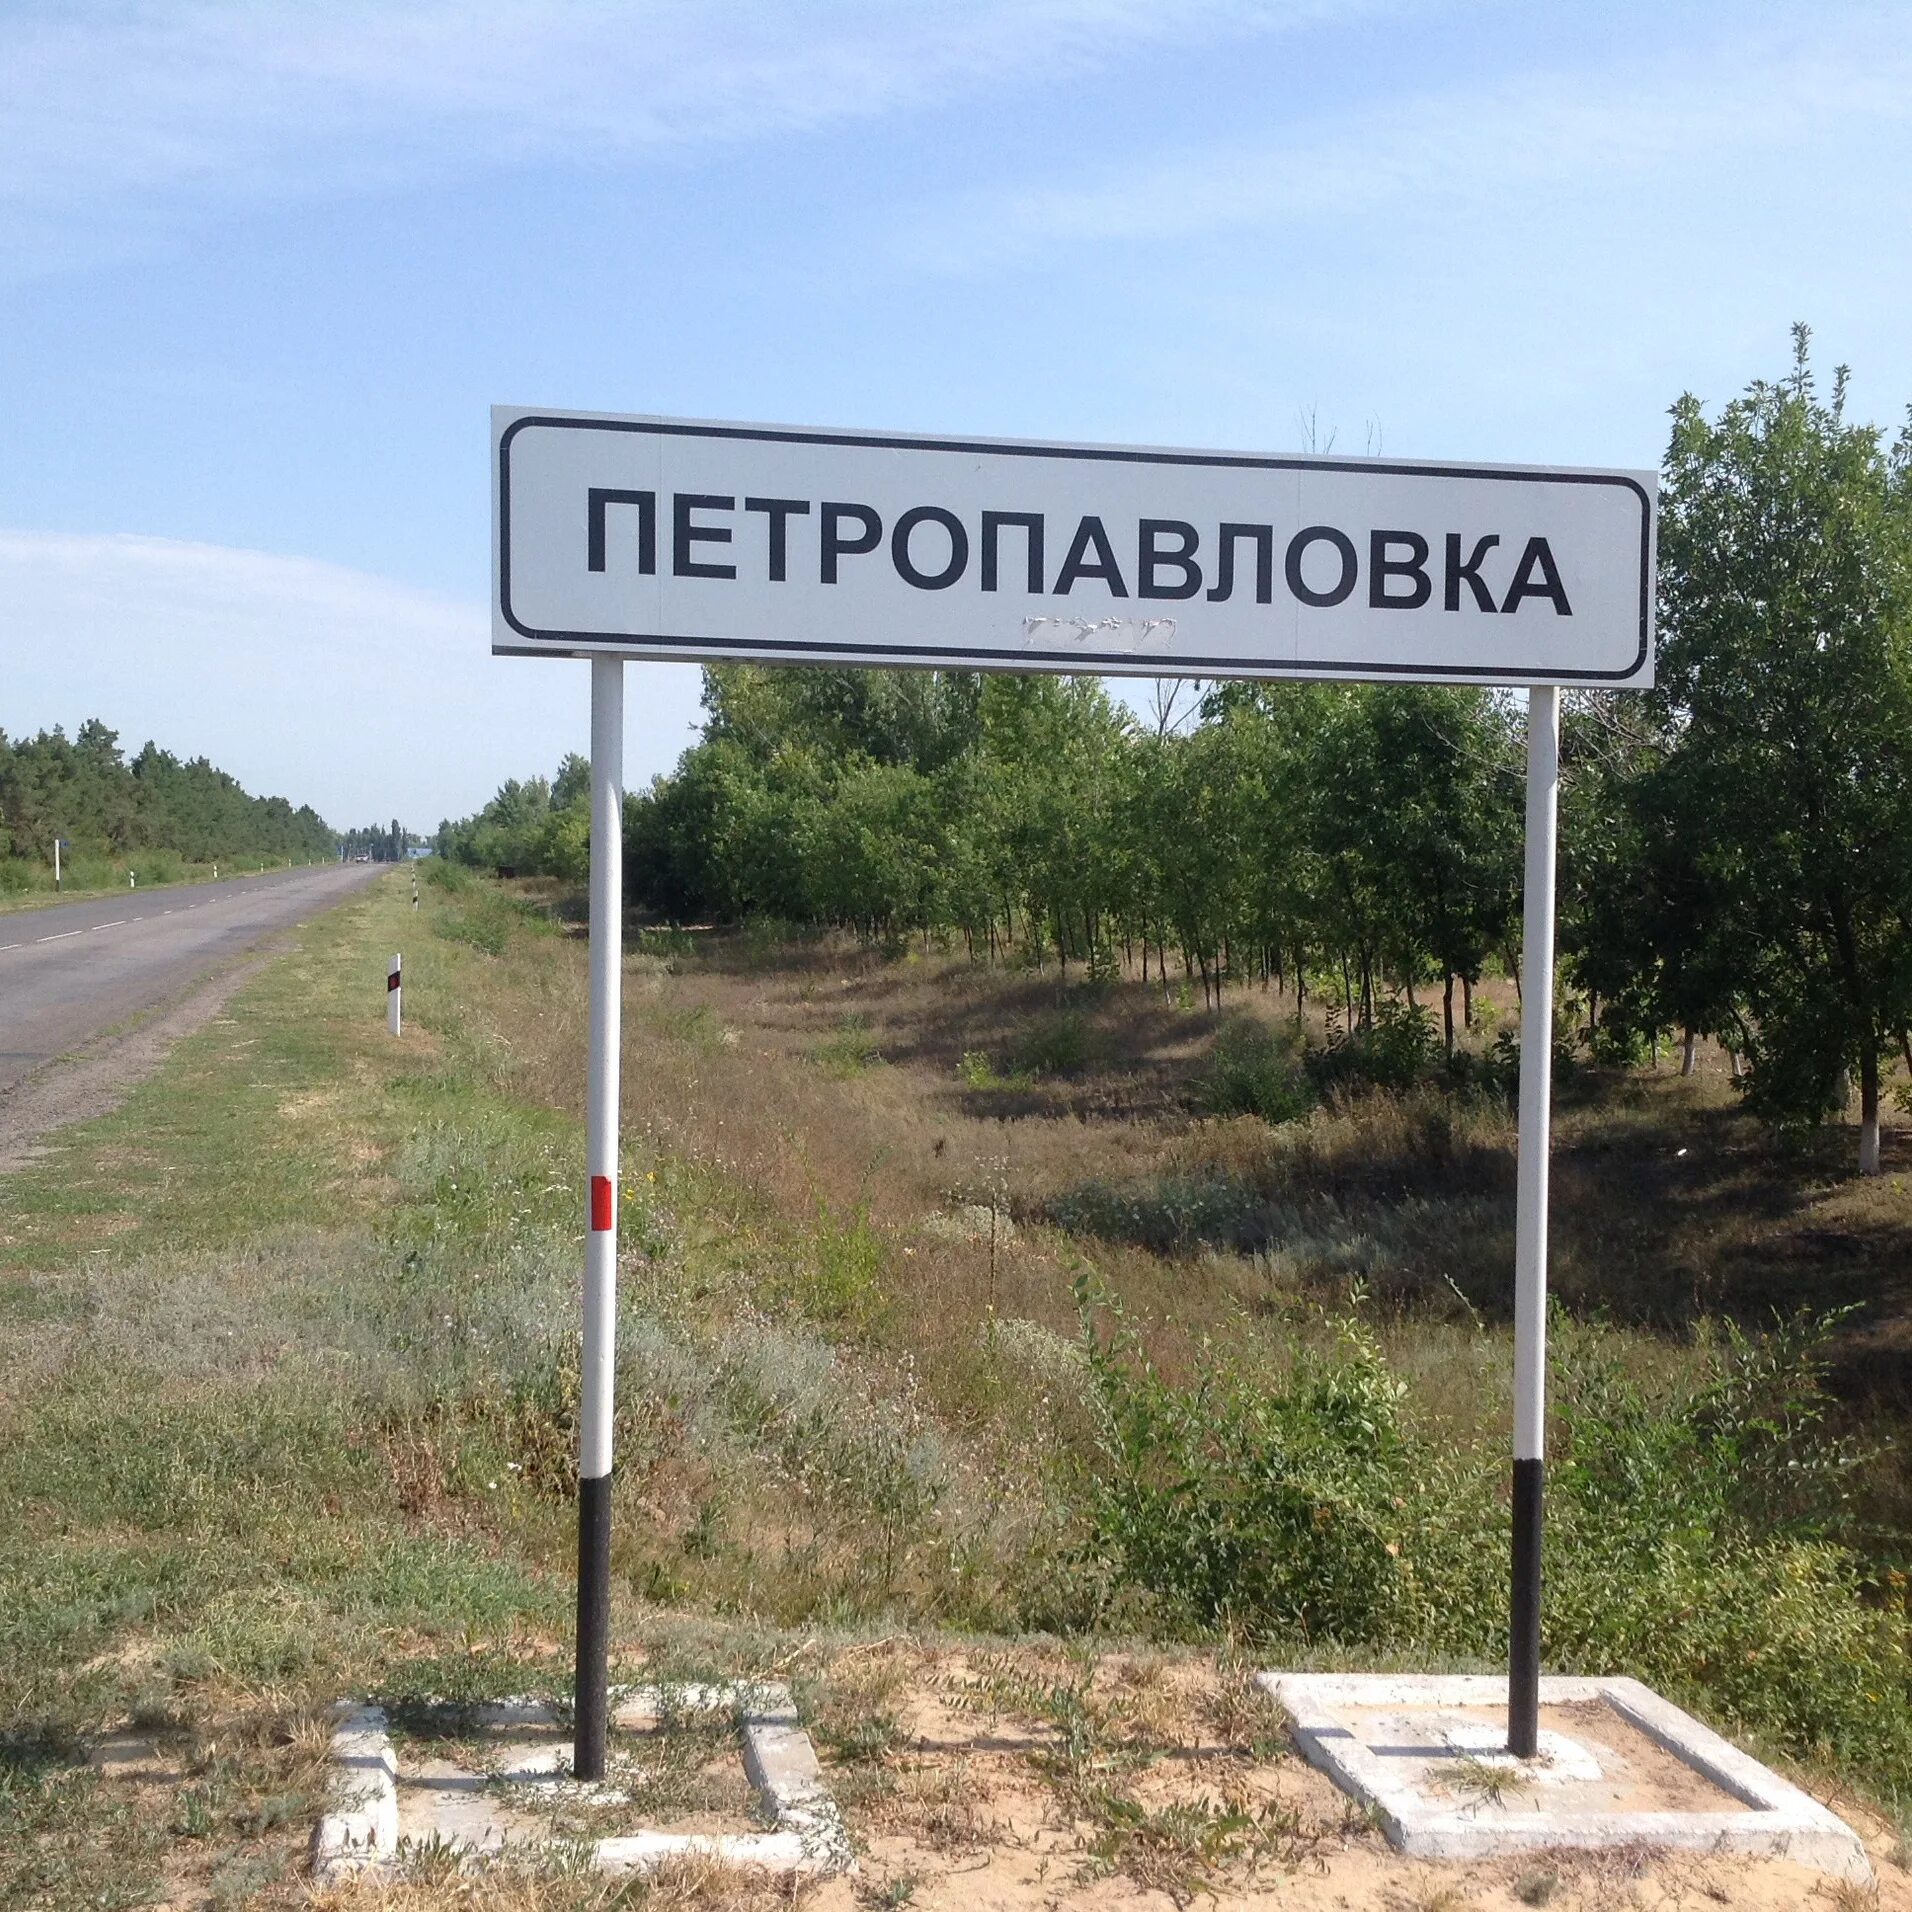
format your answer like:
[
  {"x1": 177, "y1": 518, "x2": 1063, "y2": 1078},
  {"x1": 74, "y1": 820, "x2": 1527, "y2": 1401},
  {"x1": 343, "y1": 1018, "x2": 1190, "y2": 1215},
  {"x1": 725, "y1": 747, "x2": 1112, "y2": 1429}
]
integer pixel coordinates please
[
  {"x1": 590, "y1": 1175, "x2": 615, "y2": 1232},
  {"x1": 387, "y1": 973, "x2": 400, "y2": 990}
]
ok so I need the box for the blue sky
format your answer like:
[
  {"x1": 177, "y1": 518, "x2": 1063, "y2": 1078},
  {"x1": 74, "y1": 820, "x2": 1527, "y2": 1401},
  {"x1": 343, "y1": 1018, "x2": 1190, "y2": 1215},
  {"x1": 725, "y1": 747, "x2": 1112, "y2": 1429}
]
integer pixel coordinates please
[{"x1": 5, "y1": 0, "x2": 1911, "y2": 830}]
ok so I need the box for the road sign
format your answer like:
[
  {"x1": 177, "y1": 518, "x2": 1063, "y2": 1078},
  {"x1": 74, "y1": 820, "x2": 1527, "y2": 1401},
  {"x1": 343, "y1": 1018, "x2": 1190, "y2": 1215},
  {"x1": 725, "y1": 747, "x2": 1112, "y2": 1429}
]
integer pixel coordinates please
[
  {"x1": 493, "y1": 403, "x2": 1661, "y2": 1780},
  {"x1": 494, "y1": 408, "x2": 1654, "y2": 687}
]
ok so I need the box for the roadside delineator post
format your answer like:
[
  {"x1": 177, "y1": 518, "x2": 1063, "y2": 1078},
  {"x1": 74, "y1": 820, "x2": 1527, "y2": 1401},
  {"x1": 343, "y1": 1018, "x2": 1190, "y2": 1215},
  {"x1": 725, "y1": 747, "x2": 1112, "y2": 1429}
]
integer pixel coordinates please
[
  {"x1": 387, "y1": 953, "x2": 402, "y2": 1037},
  {"x1": 1508, "y1": 686, "x2": 1560, "y2": 1758},
  {"x1": 575, "y1": 654, "x2": 624, "y2": 1781}
]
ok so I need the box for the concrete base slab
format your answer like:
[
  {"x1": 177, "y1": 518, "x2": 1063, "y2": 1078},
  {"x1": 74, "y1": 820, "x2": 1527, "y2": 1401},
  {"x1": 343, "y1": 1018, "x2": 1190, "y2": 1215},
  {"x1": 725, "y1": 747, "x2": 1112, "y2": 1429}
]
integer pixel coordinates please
[
  {"x1": 312, "y1": 1682, "x2": 853, "y2": 1884},
  {"x1": 1257, "y1": 1672, "x2": 1871, "y2": 1886}
]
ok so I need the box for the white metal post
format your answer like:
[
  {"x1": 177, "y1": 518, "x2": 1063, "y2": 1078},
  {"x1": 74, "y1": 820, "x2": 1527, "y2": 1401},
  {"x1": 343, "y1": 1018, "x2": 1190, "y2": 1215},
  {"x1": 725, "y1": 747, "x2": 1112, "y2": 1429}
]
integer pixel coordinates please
[
  {"x1": 53, "y1": 838, "x2": 60, "y2": 891},
  {"x1": 1508, "y1": 684, "x2": 1560, "y2": 1756},
  {"x1": 388, "y1": 953, "x2": 402, "y2": 1036},
  {"x1": 575, "y1": 655, "x2": 624, "y2": 1780}
]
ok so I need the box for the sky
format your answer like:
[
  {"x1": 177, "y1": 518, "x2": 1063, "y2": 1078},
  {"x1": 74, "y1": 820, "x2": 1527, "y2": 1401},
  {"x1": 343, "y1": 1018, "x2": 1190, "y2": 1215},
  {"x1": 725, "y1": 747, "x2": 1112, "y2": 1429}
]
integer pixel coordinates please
[{"x1": 4, "y1": 0, "x2": 1912, "y2": 833}]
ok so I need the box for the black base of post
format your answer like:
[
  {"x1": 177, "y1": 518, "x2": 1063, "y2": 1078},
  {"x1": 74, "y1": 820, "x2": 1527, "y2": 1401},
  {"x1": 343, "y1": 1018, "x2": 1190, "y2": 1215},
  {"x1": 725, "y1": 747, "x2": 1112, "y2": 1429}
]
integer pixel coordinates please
[
  {"x1": 1508, "y1": 1456, "x2": 1543, "y2": 1758},
  {"x1": 574, "y1": 1469, "x2": 614, "y2": 1781}
]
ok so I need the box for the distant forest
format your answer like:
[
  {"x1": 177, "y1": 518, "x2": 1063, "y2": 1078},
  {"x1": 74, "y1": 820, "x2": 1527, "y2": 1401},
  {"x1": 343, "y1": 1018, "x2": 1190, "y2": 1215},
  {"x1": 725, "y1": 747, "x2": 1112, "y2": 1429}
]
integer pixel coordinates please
[{"x1": 0, "y1": 719, "x2": 337, "y2": 875}]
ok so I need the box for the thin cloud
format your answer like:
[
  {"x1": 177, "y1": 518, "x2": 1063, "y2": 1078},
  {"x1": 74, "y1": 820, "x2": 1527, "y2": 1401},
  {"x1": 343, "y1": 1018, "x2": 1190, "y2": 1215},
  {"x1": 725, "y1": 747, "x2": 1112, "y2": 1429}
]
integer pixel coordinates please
[
  {"x1": 0, "y1": 530, "x2": 702, "y2": 825},
  {"x1": 0, "y1": 0, "x2": 1383, "y2": 279},
  {"x1": 898, "y1": 16, "x2": 1912, "y2": 273}
]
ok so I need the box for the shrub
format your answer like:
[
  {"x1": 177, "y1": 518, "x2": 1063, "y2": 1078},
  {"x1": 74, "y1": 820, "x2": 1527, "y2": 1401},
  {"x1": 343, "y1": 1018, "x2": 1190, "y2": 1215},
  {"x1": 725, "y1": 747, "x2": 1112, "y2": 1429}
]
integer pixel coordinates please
[
  {"x1": 767, "y1": 1200, "x2": 889, "y2": 1330},
  {"x1": 1013, "y1": 1012, "x2": 1097, "y2": 1078},
  {"x1": 1441, "y1": 1027, "x2": 1523, "y2": 1097},
  {"x1": 740, "y1": 913, "x2": 799, "y2": 964},
  {"x1": 1074, "y1": 1279, "x2": 1416, "y2": 1641},
  {"x1": 1198, "y1": 1020, "x2": 1314, "y2": 1124},
  {"x1": 814, "y1": 1014, "x2": 881, "y2": 1079},
  {"x1": 960, "y1": 1051, "x2": 1033, "y2": 1092},
  {"x1": 637, "y1": 925, "x2": 696, "y2": 966},
  {"x1": 1309, "y1": 1000, "x2": 1440, "y2": 1095},
  {"x1": 1069, "y1": 1282, "x2": 1912, "y2": 1790}
]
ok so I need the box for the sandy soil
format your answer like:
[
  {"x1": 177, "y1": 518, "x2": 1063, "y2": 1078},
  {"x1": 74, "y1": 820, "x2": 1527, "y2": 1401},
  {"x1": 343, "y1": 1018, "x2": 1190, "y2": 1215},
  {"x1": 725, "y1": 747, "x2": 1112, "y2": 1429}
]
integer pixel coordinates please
[
  {"x1": 255, "y1": 1648, "x2": 1910, "y2": 1909},
  {"x1": 789, "y1": 1653, "x2": 1907, "y2": 1911}
]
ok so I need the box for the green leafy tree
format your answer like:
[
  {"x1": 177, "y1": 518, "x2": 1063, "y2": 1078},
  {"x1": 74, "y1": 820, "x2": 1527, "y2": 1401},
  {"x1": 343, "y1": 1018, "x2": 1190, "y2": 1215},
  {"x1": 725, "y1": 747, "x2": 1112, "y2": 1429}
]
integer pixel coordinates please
[{"x1": 1647, "y1": 328, "x2": 1912, "y2": 1170}]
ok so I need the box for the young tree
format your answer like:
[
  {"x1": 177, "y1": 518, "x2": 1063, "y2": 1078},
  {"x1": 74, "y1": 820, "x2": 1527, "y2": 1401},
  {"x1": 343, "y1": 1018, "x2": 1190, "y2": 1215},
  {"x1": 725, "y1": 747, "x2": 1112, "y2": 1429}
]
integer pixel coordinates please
[{"x1": 1652, "y1": 328, "x2": 1912, "y2": 1171}]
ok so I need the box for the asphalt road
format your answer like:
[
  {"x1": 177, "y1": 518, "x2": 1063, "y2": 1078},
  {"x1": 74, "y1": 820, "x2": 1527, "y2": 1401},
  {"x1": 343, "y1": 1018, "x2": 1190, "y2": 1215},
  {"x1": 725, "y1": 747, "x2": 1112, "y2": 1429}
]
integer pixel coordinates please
[{"x1": 0, "y1": 864, "x2": 382, "y2": 1097}]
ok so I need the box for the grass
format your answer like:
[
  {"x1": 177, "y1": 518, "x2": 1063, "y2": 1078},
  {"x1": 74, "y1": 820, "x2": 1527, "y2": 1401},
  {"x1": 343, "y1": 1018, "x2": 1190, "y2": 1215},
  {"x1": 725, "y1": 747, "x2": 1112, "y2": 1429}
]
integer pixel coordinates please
[
  {"x1": 2, "y1": 874, "x2": 1909, "y2": 1901},
  {"x1": 1438, "y1": 1754, "x2": 1535, "y2": 1810},
  {"x1": 814, "y1": 1012, "x2": 883, "y2": 1079},
  {"x1": 0, "y1": 850, "x2": 322, "y2": 913}
]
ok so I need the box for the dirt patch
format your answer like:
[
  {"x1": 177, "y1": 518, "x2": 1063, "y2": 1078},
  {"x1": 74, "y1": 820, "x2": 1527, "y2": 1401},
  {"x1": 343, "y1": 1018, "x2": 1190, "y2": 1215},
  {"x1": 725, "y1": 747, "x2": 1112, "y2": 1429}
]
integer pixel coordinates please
[{"x1": 786, "y1": 1647, "x2": 1912, "y2": 1912}]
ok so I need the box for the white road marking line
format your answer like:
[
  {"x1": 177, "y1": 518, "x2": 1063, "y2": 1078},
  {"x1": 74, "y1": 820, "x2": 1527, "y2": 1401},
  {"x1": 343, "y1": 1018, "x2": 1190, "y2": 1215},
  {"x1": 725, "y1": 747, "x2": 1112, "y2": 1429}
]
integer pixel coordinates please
[
  {"x1": 0, "y1": 942, "x2": 21, "y2": 952},
  {"x1": 92, "y1": 919, "x2": 128, "y2": 930},
  {"x1": 36, "y1": 928, "x2": 84, "y2": 942}
]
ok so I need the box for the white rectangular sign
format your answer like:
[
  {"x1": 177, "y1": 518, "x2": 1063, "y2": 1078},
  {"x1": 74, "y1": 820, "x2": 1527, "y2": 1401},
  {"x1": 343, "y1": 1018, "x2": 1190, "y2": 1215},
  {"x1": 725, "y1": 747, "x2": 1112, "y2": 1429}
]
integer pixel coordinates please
[{"x1": 494, "y1": 408, "x2": 1654, "y2": 686}]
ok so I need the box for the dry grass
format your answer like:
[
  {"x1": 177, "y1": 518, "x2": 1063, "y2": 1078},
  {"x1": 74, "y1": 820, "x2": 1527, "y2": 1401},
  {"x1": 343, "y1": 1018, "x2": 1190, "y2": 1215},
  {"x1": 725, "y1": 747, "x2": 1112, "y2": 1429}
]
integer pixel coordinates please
[
  {"x1": 312, "y1": 1849, "x2": 802, "y2": 1909},
  {"x1": 515, "y1": 925, "x2": 1909, "y2": 1488}
]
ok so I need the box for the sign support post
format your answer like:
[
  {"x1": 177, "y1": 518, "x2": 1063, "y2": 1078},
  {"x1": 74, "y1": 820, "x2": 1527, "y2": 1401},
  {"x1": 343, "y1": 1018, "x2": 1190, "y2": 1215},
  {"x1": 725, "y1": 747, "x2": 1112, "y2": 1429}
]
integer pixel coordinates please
[
  {"x1": 1508, "y1": 683, "x2": 1560, "y2": 1757},
  {"x1": 575, "y1": 653, "x2": 624, "y2": 1782}
]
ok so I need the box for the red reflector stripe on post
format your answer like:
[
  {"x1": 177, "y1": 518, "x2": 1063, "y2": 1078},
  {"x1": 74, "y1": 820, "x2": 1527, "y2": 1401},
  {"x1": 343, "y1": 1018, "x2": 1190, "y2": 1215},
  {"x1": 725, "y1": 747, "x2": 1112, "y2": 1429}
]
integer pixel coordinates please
[
  {"x1": 590, "y1": 1174, "x2": 615, "y2": 1232},
  {"x1": 387, "y1": 972, "x2": 400, "y2": 990}
]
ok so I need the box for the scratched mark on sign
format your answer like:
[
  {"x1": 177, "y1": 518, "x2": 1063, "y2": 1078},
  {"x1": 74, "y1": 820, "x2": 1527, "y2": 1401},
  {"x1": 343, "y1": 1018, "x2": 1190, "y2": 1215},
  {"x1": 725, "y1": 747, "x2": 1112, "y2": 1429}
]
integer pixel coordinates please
[{"x1": 1022, "y1": 616, "x2": 1178, "y2": 652}]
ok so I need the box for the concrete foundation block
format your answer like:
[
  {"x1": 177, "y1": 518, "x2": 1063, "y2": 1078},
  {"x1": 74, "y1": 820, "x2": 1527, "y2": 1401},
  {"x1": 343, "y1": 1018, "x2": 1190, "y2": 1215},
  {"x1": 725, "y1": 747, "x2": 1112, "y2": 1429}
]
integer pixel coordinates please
[{"x1": 1257, "y1": 1671, "x2": 1871, "y2": 1886}]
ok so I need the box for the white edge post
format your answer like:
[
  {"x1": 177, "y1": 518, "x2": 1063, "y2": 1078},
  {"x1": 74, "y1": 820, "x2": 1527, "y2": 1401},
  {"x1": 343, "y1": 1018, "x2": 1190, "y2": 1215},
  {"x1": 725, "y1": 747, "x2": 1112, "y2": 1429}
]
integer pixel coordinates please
[
  {"x1": 1509, "y1": 683, "x2": 1560, "y2": 1756},
  {"x1": 576, "y1": 654, "x2": 624, "y2": 1780},
  {"x1": 387, "y1": 952, "x2": 402, "y2": 1037}
]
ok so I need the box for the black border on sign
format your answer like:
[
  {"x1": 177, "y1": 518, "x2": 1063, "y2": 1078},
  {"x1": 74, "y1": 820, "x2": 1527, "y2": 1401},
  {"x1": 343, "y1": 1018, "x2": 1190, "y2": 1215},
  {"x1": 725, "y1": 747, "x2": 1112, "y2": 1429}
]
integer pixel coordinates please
[{"x1": 496, "y1": 415, "x2": 1654, "y2": 683}]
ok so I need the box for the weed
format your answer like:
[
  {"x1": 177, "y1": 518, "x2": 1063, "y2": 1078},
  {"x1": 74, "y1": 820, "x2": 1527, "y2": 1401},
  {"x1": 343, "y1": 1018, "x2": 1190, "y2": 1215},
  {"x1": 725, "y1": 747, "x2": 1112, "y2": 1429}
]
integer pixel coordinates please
[
  {"x1": 1393, "y1": 1888, "x2": 1472, "y2": 1912},
  {"x1": 1439, "y1": 1753, "x2": 1533, "y2": 1810},
  {"x1": 1013, "y1": 1011, "x2": 1097, "y2": 1078},
  {"x1": 1071, "y1": 1278, "x2": 1912, "y2": 1788},
  {"x1": 1310, "y1": 999, "x2": 1442, "y2": 1095},
  {"x1": 782, "y1": 1199, "x2": 890, "y2": 1328},
  {"x1": 169, "y1": 1783, "x2": 218, "y2": 1838},
  {"x1": 1199, "y1": 1018, "x2": 1315, "y2": 1123},
  {"x1": 436, "y1": 886, "x2": 536, "y2": 956},
  {"x1": 653, "y1": 1002, "x2": 734, "y2": 1052},
  {"x1": 5, "y1": 866, "x2": 1910, "y2": 1902},
  {"x1": 816, "y1": 1013, "x2": 883, "y2": 1079},
  {"x1": 395, "y1": 1829, "x2": 470, "y2": 1884},
  {"x1": 958, "y1": 1049, "x2": 1033, "y2": 1092},
  {"x1": 1821, "y1": 1881, "x2": 1881, "y2": 1912},
  {"x1": 1513, "y1": 1861, "x2": 1561, "y2": 1905},
  {"x1": 639, "y1": 925, "x2": 697, "y2": 965},
  {"x1": 1205, "y1": 1655, "x2": 1289, "y2": 1758},
  {"x1": 1082, "y1": 1787, "x2": 1298, "y2": 1899},
  {"x1": 804, "y1": 1654, "x2": 909, "y2": 1767},
  {"x1": 1075, "y1": 1278, "x2": 1419, "y2": 1642}
]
